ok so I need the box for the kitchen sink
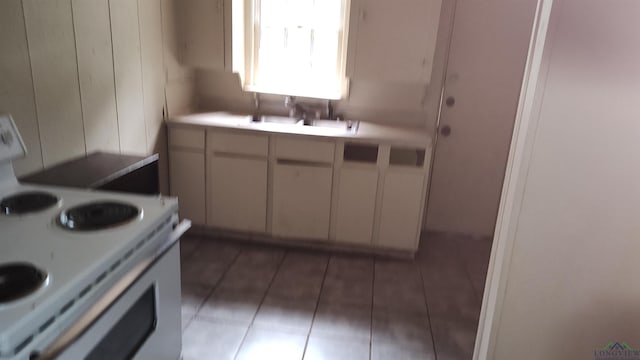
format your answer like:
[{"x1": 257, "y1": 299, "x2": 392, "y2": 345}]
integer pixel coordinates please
[
  {"x1": 244, "y1": 115, "x2": 358, "y2": 135},
  {"x1": 256, "y1": 115, "x2": 299, "y2": 124}
]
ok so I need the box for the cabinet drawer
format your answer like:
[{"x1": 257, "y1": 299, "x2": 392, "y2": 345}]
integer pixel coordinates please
[
  {"x1": 169, "y1": 127, "x2": 205, "y2": 150},
  {"x1": 207, "y1": 131, "x2": 268, "y2": 157},
  {"x1": 275, "y1": 137, "x2": 335, "y2": 163}
]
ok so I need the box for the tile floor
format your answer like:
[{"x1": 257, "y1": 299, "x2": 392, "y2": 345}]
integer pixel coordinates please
[{"x1": 179, "y1": 231, "x2": 492, "y2": 360}]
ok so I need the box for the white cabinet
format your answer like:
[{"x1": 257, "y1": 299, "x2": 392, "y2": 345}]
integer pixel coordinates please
[
  {"x1": 347, "y1": 0, "x2": 442, "y2": 83},
  {"x1": 206, "y1": 131, "x2": 268, "y2": 232},
  {"x1": 272, "y1": 162, "x2": 333, "y2": 240},
  {"x1": 334, "y1": 167, "x2": 378, "y2": 244},
  {"x1": 169, "y1": 119, "x2": 431, "y2": 253},
  {"x1": 180, "y1": 0, "x2": 224, "y2": 69},
  {"x1": 207, "y1": 155, "x2": 267, "y2": 232},
  {"x1": 378, "y1": 171, "x2": 426, "y2": 250},
  {"x1": 272, "y1": 137, "x2": 335, "y2": 240},
  {"x1": 169, "y1": 151, "x2": 205, "y2": 224},
  {"x1": 168, "y1": 127, "x2": 206, "y2": 224}
]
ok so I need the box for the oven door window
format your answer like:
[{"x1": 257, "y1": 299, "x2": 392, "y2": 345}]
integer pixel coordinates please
[{"x1": 86, "y1": 285, "x2": 157, "y2": 360}]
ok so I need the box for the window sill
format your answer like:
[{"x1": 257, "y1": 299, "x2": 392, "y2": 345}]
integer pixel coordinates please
[{"x1": 243, "y1": 84, "x2": 345, "y2": 101}]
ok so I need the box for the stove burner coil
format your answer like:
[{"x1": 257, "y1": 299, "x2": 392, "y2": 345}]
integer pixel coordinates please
[
  {"x1": 57, "y1": 201, "x2": 141, "y2": 231},
  {"x1": 0, "y1": 263, "x2": 47, "y2": 303},
  {"x1": 1, "y1": 191, "x2": 59, "y2": 215}
]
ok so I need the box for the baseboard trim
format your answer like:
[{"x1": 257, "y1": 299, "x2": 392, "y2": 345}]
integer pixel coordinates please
[{"x1": 186, "y1": 225, "x2": 416, "y2": 260}]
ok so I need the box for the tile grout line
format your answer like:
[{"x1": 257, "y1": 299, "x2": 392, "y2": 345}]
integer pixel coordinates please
[
  {"x1": 462, "y1": 259, "x2": 484, "y2": 306},
  {"x1": 300, "y1": 254, "x2": 331, "y2": 360},
  {"x1": 454, "y1": 237, "x2": 485, "y2": 309},
  {"x1": 231, "y1": 248, "x2": 289, "y2": 360},
  {"x1": 183, "y1": 242, "x2": 244, "y2": 331},
  {"x1": 180, "y1": 236, "x2": 201, "y2": 262},
  {"x1": 418, "y1": 261, "x2": 439, "y2": 360},
  {"x1": 369, "y1": 258, "x2": 376, "y2": 360},
  {"x1": 178, "y1": 237, "x2": 200, "y2": 331}
]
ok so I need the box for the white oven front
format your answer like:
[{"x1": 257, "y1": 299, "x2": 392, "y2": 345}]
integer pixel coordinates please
[
  {"x1": 57, "y1": 243, "x2": 182, "y2": 360},
  {"x1": 28, "y1": 219, "x2": 190, "y2": 360}
]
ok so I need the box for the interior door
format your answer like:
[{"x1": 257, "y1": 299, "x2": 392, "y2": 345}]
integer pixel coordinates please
[{"x1": 425, "y1": 0, "x2": 538, "y2": 237}]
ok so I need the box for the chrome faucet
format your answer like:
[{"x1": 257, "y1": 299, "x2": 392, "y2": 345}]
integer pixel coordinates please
[
  {"x1": 284, "y1": 96, "x2": 297, "y2": 118},
  {"x1": 284, "y1": 96, "x2": 332, "y2": 125}
]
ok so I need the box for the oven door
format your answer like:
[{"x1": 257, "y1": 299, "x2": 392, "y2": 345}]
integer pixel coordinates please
[
  {"x1": 59, "y1": 243, "x2": 181, "y2": 360},
  {"x1": 35, "y1": 220, "x2": 189, "y2": 360}
]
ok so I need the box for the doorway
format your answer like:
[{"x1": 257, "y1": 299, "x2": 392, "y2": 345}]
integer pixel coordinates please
[{"x1": 426, "y1": 0, "x2": 538, "y2": 238}]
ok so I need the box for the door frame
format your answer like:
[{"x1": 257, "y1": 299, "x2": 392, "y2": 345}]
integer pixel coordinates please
[{"x1": 472, "y1": 0, "x2": 556, "y2": 358}]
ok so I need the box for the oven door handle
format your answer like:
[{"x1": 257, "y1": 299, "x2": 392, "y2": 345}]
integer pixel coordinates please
[
  {"x1": 35, "y1": 219, "x2": 191, "y2": 360},
  {"x1": 168, "y1": 218, "x2": 192, "y2": 244}
]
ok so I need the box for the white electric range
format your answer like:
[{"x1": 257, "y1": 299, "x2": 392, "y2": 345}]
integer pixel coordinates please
[{"x1": 0, "y1": 114, "x2": 189, "y2": 360}]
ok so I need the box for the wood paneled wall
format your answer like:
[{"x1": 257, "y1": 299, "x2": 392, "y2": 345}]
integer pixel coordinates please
[{"x1": 0, "y1": 0, "x2": 193, "y2": 193}]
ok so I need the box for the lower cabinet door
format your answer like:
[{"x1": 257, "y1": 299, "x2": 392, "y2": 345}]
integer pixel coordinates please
[
  {"x1": 378, "y1": 171, "x2": 425, "y2": 250},
  {"x1": 272, "y1": 163, "x2": 333, "y2": 240},
  {"x1": 207, "y1": 154, "x2": 268, "y2": 232},
  {"x1": 335, "y1": 167, "x2": 378, "y2": 244},
  {"x1": 169, "y1": 150, "x2": 206, "y2": 225}
]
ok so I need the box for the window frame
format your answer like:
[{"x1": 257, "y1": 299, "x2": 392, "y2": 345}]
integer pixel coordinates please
[{"x1": 235, "y1": 0, "x2": 351, "y2": 100}]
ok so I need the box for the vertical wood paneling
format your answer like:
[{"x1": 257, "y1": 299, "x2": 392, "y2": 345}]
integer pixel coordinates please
[
  {"x1": 138, "y1": 0, "x2": 166, "y2": 153},
  {"x1": 109, "y1": 0, "x2": 148, "y2": 155},
  {"x1": 72, "y1": 0, "x2": 120, "y2": 153},
  {"x1": 138, "y1": 0, "x2": 169, "y2": 193},
  {"x1": 4, "y1": 0, "x2": 172, "y2": 175},
  {"x1": 0, "y1": 0, "x2": 42, "y2": 175},
  {"x1": 23, "y1": 0, "x2": 86, "y2": 167}
]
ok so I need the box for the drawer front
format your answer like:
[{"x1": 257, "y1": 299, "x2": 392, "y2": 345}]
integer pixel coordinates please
[
  {"x1": 207, "y1": 131, "x2": 268, "y2": 157},
  {"x1": 275, "y1": 137, "x2": 335, "y2": 163},
  {"x1": 169, "y1": 127, "x2": 205, "y2": 150}
]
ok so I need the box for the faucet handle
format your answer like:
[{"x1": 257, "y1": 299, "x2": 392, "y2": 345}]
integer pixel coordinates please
[
  {"x1": 284, "y1": 96, "x2": 296, "y2": 108},
  {"x1": 327, "y1": 100, "x2": 334, "y2": 120}
]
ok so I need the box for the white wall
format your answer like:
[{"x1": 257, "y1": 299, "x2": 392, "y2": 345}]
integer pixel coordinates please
[
  {"x1": 480, "y1": 0, "x2": 640, "y2": 358},
  {"x1": 0, "y1": 0, "x2": 193, "y2": 193}
]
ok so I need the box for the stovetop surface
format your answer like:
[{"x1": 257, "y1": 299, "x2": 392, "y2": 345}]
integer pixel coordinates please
[{"x1": 0, "y1": 182, "x2": 178, "y2": 353}]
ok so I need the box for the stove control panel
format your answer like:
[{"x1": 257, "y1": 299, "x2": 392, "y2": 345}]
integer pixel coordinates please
[{"x1": 0, "y1": 113, "x2": 27, "y2": 163}]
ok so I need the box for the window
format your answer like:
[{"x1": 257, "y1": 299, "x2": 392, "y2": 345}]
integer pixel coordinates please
[{"x1": 235, "y1": 0, "x2": 350, "y2": 100}]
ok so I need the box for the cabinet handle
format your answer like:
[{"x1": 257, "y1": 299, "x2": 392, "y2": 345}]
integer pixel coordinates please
[
  {"x1": 277, "y1": 159, "x2": 332, "y2": 168},
  {"x1": 213, "y1": 151, "x2": 266, "y2": 160}
]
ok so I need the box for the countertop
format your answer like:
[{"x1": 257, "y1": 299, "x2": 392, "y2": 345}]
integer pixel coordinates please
[
  {"x1": 168, "y1": 112, "x2": 432, "y2": 148},
  {"x1": 21, "y1": 151, "x2": 159, "y2": 189}
]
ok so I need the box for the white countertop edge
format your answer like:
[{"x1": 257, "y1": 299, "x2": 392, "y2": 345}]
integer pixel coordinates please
[{"x1": 167, "y1": 112, "x2": 433, "y2": 148}]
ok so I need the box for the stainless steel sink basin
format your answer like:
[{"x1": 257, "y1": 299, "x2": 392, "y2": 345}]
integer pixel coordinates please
[
  {"x1": 256, "y1": 115, "x2": 299, "y2": 125},
  {"x1": 247, "y1": 115, "x2": 358, "y2": 135}
]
